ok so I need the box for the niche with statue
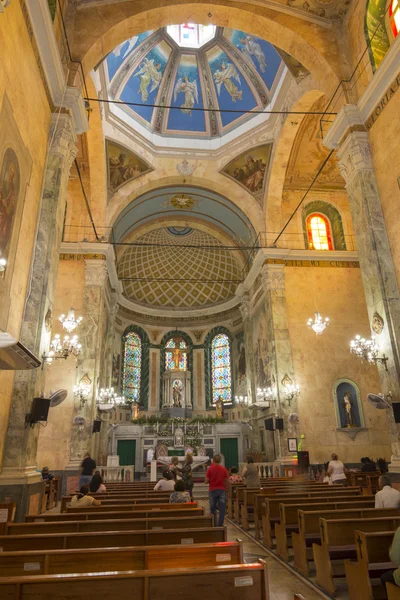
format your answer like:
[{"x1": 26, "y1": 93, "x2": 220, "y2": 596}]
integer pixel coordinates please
[{"x1": 333, "y1": 379, "x2": 365, "y2": 434}]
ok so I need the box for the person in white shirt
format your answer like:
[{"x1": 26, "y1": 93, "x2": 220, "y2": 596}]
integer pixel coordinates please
[
  {"x1": 327, "y1": 453, "x2": 348, "y2": 485},
  {"x1": 375, "y1": 475, "x2": 400, "y2": 508},
  {"x1": 154, "y1": 469, "x2": 175, "y2": 491}
]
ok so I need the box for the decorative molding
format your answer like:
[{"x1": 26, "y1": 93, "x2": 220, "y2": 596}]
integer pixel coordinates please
[
  {"x1": 84, "y1": 259, "x2": 108, "y2": 287},
  {"x1": 336, "y1": 132, "x2": 373, "y2": 185},
  {"x1": 261, "y1": 264, "x2": 285, "y2": 292},
  {"x1": 50, "y1": 114, "x2": 77, "y2": 168},
  {"x1": 239, "y1": 299, "x2": 251, "y2": 321},
  {"x1": 45, "y1": 308, "x2": 52, "y2": 333},
  {"x1": 176, "y1": 159, "x2": 195, "y2": 176},
  {"x1": 372, "y1": 312, "x2": 384, "y2": 335},
  {"x1": 63, "y1": 87, "x2": 89, "y2": 135}
]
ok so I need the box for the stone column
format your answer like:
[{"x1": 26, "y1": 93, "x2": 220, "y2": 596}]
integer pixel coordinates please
[
  {"x1": 66, "y1": 259, "x2": 108, "y2": 470},
  {"x1": 239, "y1": 295, "x2": 256, "y2": 405},
  {"x1": 0, "y1": 115, "x2": 77, "y2": 518},
  {"x1": 104, "y1": 294, "x2": 118, "y2": 390},
  {"x1": 335, "y1": 131, "x2": 400, "y2": 468},
  {"x1": 261, "y1": 263, "x2": 298, "y2": 466}
]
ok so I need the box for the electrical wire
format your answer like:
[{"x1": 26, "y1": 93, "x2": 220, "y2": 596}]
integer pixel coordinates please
[{"x1": 73, "y1": 159, "x2": 100, "y2": 242}]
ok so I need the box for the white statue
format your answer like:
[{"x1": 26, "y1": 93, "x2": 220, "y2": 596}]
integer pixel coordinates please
[{"x1": 172, "y1": 381, "x2": 183, "y2": 407}]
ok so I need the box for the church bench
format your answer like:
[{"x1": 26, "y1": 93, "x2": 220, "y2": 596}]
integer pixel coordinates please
[
  {"x1": 275, "y1": 499, "x2": 378, "y2": 561},
  {"x1": 66, "y1": 501, "x2": 198, "y2": 513},
  {"x1": 0, "y1": 540, "x2": 243, "y2": 577},
  {"x1": 61, "y1": 494, "x2": 171, "y2": 512},
  {"x1": 261, "y1": 491, "x2": 363, "y2": 547},
  {"x1": 227, "y1": 480, "x2": 271, "y2": 519},
  {"x1": 292, "y1": 501, "x2": 376, "y2": 575},
  {"x1": 5, "y1": 515, "x2": 213, "y2": 536},
  {"x1": 0, "y1": 525, "x2": 226, "y2": 552},
  {"x1": 26, "y1": 507, "x2": 203, "y2": 522},
  {"x1": 312, "y1": 516, "x2": 400, "y2": 596},
  {"x1": 277, "y1": 505, "x2": 393, "y2": 563},
  {"x1": 344, "y1": 530, "x2": 396, "y2": 600},
  {"x1": 387, "y1": 582, "x2": 400, "y2": 600},
  {"x1": 0, "y1": 561, "x2": 269, "y2": 600}
]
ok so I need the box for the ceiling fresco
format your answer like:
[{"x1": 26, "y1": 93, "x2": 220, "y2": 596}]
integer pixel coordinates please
[
  {"x1": 102, "y1": 25, "x2": 290, "y2": 138},
  {"x1": 106, "y1": 140, "x2": 153, "y2": 196},
  {"x1": 220, "y1": 143, "x2": 272, "y2": 205}
]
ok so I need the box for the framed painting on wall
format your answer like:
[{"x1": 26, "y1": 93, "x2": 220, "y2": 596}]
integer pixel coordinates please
[{"x1": 288, "y1": 437, "x2": 298, "y2": 452}]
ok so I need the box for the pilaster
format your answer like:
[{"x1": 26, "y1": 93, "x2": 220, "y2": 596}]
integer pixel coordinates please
[{"x1": 239, "y1": 296, "x2": 256, "y2": 405}]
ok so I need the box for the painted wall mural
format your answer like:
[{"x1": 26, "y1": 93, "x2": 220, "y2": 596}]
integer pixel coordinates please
[
  {"x1": 220, "y1": 143, "x2": 272, "y2": 203},
  {"x1": 107, "y1": 30, "x2": 154, "y2": 80},
  {"x1": 167, "y1": 54, "x2": 206, "y2": 133},
  {"x1": 107, "y1": 141, "x2": 152, "y2": 194},
  {"x1": 0, "y1": 148, "x2": 20, "y2": 265},
  {"x1": 252, "y1": 299, "x2": 270, "y2": 389},
  {"x1": 235, "y1": 330, "x2": 247, "y2": 394}
]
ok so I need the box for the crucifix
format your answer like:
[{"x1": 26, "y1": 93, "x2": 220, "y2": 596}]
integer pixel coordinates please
[{"x1": 171, "y1": 337, "x2": 187, "y2": 371}]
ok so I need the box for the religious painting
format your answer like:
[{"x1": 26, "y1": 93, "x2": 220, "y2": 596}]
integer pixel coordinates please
[
  {"x1": 288, "y1": 438, "x2": 298, "y2": 453},
  {"x1": 167, "y1": 54, "x2": 207, "y2": 134},
  {"x1": 220, "y1": 144, "x2": 272, "y2": 204},
  {"x1": 274, "y1": 47, "x2": 310, "y2": 82},
  {"x1": 106, "y1": 141, "x2": 152, "y2": 195},
  {"x1": 0, "y1": 94, "x2": 32, "y2": 331},
  {"x1": 235, "y1": 330, "x2": 247, "y2": 394},
  {"x1": 334, "y1": 379, "x2": 363, "y2": 429}
]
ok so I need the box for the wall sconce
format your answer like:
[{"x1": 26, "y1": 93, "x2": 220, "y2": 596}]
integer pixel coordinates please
[
  {"x1": 283, "y1": 384, "x2": 300, "y2": 406},
  {"x1": 42, "y1": 334, "x2": 82, "y2": 368},
  {"x1": 350, "y1": 335, "x2": 388, "y2": 371},
  {"x1": 73, "y1": 384, "x2": 90, "y2": 408}
]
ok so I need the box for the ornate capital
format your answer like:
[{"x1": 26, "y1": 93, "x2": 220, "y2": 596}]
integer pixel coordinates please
[
  {"x1": 49, "y1": 114, "x2": 77, "y2": 169},
  {"x1": 84, "y1": 260, "x2": 108, "y2": 287},
  {"x1": 261, "y1": 264, "x2": 285, "y2": 292},
  {"x1": 336, "y1": 131, "x2": 373, "y2": 185},
  {"x1": 239, "y1": 298, "x2": 251, "y2": 321}
]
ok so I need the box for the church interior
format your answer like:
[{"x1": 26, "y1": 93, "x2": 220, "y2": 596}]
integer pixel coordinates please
[{"x1": 0, "y1": 0, "x2": 400, "y2": 598}]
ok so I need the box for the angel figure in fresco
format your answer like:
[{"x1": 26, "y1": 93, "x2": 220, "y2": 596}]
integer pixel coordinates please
[
  {"x1": 134, "y1": 58, "x2": 162, "y2": 102},
  {"x1": 213, "y1": 62, "x2": 242, "y2": 102},
  {"x1": 112, "y1": 36, "x2": 138, "y2": 59},
  {"x1": 173, "y1": 76, "x2": 199, "y2": 115},
  {"x1": 239, "y1": 35, "x2": 267, "y2": 73}
]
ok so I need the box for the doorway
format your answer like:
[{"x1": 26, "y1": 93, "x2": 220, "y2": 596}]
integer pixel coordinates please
[
  {"x1": 220, "y1": 438, "x2": 239, "y2": 470},
  {"x1": 117, "y1": 439, "x2": 136, "y2": 466}
]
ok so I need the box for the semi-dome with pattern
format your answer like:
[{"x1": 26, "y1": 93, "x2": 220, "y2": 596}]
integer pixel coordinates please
[
  {"x1": 117, "y1": 227, "x2": 243, "y2": 309},
  {"x1": 103, "y1": 25, "x2": 286, "y2": 139}
]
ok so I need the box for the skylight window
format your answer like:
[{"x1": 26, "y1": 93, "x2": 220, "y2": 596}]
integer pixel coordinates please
[{"x1": 166, "y1": 24, "x2": 216, "y2": 48}]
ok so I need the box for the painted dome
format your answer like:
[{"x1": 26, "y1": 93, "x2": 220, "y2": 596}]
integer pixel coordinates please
[
  {"x1": 103, "y1": 25, "x2": 284, "y2": 138},
  {"x1": 117, "y1": 227, "x2": 243, "y2": 309}
]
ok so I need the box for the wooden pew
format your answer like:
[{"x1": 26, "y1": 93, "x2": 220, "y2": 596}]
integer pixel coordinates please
[
  {"x1": 387, "y1": 582, "x2": 400, "y2": 600},
  {"x1": 0, "y1": 540, "x2": 243, "y2": 577},
  {"x1": 0, "y1": 561, "x2": 269, "y2": 600},
  {"x1": 261, "y1": 492, "x2": 364, "y2": 547},
  {"x1": 5, "y1": 515, "x2": 213, "y2": 536},
  {"x1": 61, "y1": 492, "x2": 171, "y2": 512},
  {"x1": 313, "y1": 516, "x2": 400, "y2": 596},
  {"x1": 276, "y1": 501, "x2": 379, "y2": 561},
  {"x1": 66, "y1": 501, "x2": 198, "y2": 514},
  {"x1": 0, "y1": 526, "x2": 227, "y2": 552},
  {"x1": 344, "y1": 530, "x2": 396, "y2": 600},
  {"x1": 292, "y1": 500, "x2": 376, "y2": 575},
  {"x1": 25, "y1": 507, "x2": 204, "y2": 522}
]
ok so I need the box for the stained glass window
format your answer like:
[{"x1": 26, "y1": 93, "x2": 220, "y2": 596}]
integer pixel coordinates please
[
  {"x1": 211, "y1": 334, "x2": 232, "y2": 404},
  {"x1": 123, "y1": 332, "x2": 142, "y2": 401},
  {"x1": 390, "y1": 0, "x2": 400, "y2": 37},
  {"x1": 306, "y1": 213, "x2": 333, "y2": 250},
  {"x1": 165, "y1": 336, "x2": 187, "y2": 370}
]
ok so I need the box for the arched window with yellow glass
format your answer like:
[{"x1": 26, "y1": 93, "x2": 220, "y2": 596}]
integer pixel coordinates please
[
  {"x1": 306, "y1": 213, "x2": 333, "y2": 251},
  {"x1": 302, "y1": 201, "x2": 346, "y2": 251},
  {"x1": 365, "y1": 0, "x2": 399, "y2": 72}
]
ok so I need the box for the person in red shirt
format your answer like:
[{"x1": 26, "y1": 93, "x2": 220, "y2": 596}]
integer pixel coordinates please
[{"x1": 204, "y1": 454, "x2": 230, "y2": 526}]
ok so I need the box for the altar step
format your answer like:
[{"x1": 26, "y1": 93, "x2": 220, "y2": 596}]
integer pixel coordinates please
[{"x1": 193, "y1": 483, "x2": 209, "y2": 498}]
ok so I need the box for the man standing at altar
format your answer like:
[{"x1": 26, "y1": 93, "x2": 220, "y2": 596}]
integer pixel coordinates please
[{"x1": 205, "y1": 454, "x2": 230, "y2": 527}]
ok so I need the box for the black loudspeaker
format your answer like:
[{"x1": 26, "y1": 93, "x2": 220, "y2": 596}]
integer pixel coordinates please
[
  {"x1": 297, "y1": 450, "x2": 310, "y2": 469},
  {"x1": 275, "y1": 418, "x2": 284, "y2": 431},
  {"x1": 393, "y1": 403, "x2": 400, "y2": 423},
  {"x1": 264, "y1": 418, "x2": 274, "y2": 431},
  {"x1": 92, "y1": 420, "x2": 102, "y2": 433},
  {"x1": 30, "y1": 397, "x2": 50, "y2": 422}
]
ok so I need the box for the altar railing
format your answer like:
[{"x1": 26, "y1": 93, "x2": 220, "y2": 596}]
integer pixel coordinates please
[{"x1": 97, "y1": 465, "x2": 135, "y2": 483}]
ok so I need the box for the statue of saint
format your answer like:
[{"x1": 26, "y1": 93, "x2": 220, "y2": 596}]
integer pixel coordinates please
[
  {"x1": 132, "y1": 402, "x2": 140, "y2": 420},
  {"x1": 343, "y1": 392, "x2": 356, "y2": 427},
  {"x1": 215, "y1": 396, "x2": 224, "y2": 419},
  {"x1": 172, "y1": 381, "x2": 182, "y2": 407}
]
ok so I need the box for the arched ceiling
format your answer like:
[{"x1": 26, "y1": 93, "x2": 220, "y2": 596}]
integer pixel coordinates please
[
  {"x1": 117, "y1": 226, "x2": 243, "y2": 309},
  {"x1": 102, "y1": 25, "x2": 285, "y2": 139}
]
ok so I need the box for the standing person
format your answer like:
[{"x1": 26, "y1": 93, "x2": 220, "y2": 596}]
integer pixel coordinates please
[
  {"x1": 182, "y1": 452, "x2": 194, "y2": 500},
  {"x1": 154, "y1": 469, "x2": 175, "y2": 491},
  {"x1": 241, "y1": 456, "x2": 260, "y2": 488},
  {"x1": 327, "y1": 453, "x2": 347, "y2": 486},
  {"x1": 168, "y1": 456, "x2": 181, "y2": 481},
  {"x1": 79, "y1": 452, "x2": 96, "y2": 488},
  {"x1": 205, "y1": 455, "x2": 230, "y2": 526},
  {"x1": 375, "y1": 475, "x2": 400, "y2": 508},
  {"x1": 381, "y1": 525, "x2": 400, "y2": 589}
]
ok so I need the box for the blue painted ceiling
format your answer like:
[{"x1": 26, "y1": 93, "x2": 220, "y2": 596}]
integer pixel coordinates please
[{"x1": 103, "y1": 26, "x2": 284, "y2": 138}]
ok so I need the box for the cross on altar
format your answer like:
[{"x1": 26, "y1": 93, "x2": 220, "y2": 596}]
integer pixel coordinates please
[{"x1": 171, "y1": 337, "x2": 187, "y2": 370}]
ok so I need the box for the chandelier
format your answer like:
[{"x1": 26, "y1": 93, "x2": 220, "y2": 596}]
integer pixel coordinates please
[
  {"x1": 0, "y1": 257, "x2": 6, "y2": 274},
  {"x1": 96, "y1": 388, "x2": 127, "y2": 407},
  {"x1": 350, "y1": 335, "x2": 388, "y2": 371},
  {"x1": 235, "y1": 395, "x2": 249, "y2": 406},
  {"x1": 73, "y1": 383, "x2": 90, "y2": 407},
  {"x1": 307, "y1": 312, "x2": 329, "y2": 335},
  {"x1": 59, "y1": 308, "x2": 83, "y2": 333},
  {"x1": 42, "y1": 334, "x2": 82, "y2": 366}
]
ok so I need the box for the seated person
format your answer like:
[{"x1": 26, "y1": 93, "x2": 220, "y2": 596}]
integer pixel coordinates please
[
  {"x1": 41, "y1": 466, "x2": 54, "y2": 481},
  {"x1": 229, "y1": 467, "x2": 243, "y2": 484},
  {"x1": 89, "y1": 472, "x2": 106, "y2": 493},
  {"x1": 169, "y1": 479, "x2": 190, "y2": 503},
  {"x1": 375, "y1": 475, "x2": 400, "y2": 508},
  {"x1": 361, "y1": 456, "x2": 377, "y2": 472},
  {"x1": 154, "y1": 469, "x2": 175, "y2": 491},
  {"x1": 381, "y1": 526, "x2": 400, "y2": 588},
  {"x1": 70, "y1": 484, "x2": 101, "y2": 507}
]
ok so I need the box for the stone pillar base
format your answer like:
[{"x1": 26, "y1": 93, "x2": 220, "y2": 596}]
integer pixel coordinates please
[
  {"x1": 0, "y1": 478, "x2": 45, "y2": 522},
  {"x1": 388, "y1": 456, "x2": 400, "y2": 474}
]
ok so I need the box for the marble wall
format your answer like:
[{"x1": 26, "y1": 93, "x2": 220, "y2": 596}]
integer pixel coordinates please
[{"x1": 0, "y1": 3, "x2": 51, "y2": 466}]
